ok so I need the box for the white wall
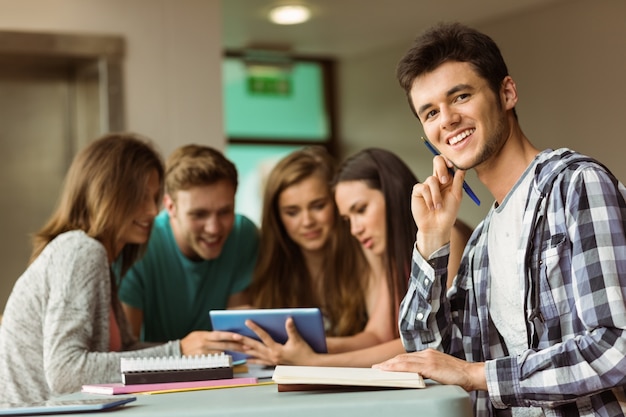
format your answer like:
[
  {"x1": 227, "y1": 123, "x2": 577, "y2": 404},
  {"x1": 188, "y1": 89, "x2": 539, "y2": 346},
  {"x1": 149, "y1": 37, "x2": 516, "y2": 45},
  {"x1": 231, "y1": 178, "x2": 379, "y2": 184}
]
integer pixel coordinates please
[
  {"x1": 0, "y1": 0, "x2": 224, "y2": 157},
  {"x1": 0, "y1": 0, "x2": 623, "y2": 228},
  {"x1": 338, "y1": 0, "x2": 626, "y2": 227},
  {"x1": 483, "y1": 0, "x2": 625, "y2": 177}
]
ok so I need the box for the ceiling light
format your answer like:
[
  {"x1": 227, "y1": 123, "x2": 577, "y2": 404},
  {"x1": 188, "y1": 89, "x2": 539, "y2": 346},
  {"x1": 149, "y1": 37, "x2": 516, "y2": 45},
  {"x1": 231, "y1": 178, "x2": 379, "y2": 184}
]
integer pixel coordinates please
[{"x1": 268, "y1": 4, "x2": 311, "y2": 25}]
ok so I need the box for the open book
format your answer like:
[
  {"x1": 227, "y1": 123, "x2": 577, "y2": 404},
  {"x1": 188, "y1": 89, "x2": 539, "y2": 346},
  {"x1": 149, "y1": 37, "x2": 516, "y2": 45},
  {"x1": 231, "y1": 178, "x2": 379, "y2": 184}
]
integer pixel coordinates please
[{"x1": 272, "y1": 365, "x2": 425, "y2": 391}]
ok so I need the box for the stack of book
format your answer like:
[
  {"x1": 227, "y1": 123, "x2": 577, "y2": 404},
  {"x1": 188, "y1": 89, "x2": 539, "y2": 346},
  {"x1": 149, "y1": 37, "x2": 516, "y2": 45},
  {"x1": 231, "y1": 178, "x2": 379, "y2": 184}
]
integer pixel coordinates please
[
  {"x1": 120, "y1": 353, "x2": 234, "y2": 385},
  {"x1": 82, "y1": 353, "x2": 259, "y2": 395}
]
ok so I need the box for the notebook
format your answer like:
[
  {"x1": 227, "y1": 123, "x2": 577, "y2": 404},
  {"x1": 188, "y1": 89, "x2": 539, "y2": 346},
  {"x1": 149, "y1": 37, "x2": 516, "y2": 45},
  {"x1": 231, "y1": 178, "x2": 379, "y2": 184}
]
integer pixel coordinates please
[
  {"x1": 209, "y1": 308, "x2": 328, "y2": 360},
  {"x1": 120, "y1": 353, "x2": 233, "y2": 385}
]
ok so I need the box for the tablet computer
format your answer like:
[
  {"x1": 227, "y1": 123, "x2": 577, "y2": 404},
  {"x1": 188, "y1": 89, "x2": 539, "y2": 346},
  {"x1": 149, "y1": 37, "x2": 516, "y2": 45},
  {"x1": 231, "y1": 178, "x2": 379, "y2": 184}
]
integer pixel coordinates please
[
  {"x1": 0, "y1": 396, "x2": 136, "y2": 416},
  {"x1": 210, "y1": 308, "x2": 328, "y2": 354}
]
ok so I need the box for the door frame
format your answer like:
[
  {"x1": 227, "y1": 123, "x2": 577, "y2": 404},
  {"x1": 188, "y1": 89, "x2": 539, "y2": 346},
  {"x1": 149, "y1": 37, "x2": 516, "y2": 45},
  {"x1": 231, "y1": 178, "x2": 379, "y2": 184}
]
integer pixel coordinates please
[{"x1": 0, "y1": 29, "x2": 125, "y2": 136}]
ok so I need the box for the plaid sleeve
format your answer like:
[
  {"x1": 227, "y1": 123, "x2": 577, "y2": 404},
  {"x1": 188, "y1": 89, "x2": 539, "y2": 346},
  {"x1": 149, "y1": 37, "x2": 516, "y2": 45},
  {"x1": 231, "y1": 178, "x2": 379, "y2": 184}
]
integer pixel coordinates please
[
  {"x1": 487, "y1": 165, "x2": 626, "y2": 409},
  {"x1": 398, "y1": 244, "x2": 453, "y2": 352}
]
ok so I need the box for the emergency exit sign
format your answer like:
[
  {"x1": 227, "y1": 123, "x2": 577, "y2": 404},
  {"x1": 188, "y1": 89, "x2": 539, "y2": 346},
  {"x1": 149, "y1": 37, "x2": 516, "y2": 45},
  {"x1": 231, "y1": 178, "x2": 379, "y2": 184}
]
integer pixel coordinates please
[{"x1": 247, "y1": 74, "x2": 291, "y2": 96}]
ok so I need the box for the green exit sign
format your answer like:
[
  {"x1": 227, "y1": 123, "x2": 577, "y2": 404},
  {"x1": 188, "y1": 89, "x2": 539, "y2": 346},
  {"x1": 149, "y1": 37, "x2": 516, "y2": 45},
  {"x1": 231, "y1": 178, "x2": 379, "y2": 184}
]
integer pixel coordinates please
[{"x1": 247, "y1": 75, "x2": 292, "y2": 96}]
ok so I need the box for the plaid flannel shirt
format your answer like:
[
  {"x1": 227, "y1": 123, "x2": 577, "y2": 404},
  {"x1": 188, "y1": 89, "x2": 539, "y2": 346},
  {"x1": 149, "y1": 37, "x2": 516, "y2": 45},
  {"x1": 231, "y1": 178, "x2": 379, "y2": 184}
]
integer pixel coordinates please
[{"x1": 399, "y1": 149, "x2": 626, "y2": 417}]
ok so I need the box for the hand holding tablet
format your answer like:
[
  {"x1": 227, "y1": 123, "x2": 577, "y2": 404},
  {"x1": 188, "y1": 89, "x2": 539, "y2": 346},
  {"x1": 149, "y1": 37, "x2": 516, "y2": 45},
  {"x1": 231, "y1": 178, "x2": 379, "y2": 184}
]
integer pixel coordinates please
[{"x1": 209, "y1": 308, "x2": 328, "y2": 359}]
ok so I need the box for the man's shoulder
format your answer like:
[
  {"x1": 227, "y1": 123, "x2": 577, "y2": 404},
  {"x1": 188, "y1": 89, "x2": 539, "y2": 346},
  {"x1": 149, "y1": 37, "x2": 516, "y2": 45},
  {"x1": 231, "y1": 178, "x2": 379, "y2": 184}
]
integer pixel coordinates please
[
  {"x1": 231, "y1": 213, "x2": 259, "y2": 236},
  {"x1": 534, "y1": 148, "x2": 611, "y2": 190},
  {"x1": 219, "y1": 214, "x2": 259, "y2": 261},
  {"x1": 146, "y1": 210, "x2": 175, "y2": 245},
  {"x1": 536, "y1": 148, "x2": 582, "y2": 165},
  {"x1": 151, "y1": 210, "x2": 171, "y2": 232}
]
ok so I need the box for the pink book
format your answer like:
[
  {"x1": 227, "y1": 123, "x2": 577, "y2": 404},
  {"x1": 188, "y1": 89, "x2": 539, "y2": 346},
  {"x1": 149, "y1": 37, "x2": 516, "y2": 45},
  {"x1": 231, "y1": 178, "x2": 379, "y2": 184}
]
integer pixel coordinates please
[{"x1": 82, "y1": 377, "x2": 258, "y2": 395}]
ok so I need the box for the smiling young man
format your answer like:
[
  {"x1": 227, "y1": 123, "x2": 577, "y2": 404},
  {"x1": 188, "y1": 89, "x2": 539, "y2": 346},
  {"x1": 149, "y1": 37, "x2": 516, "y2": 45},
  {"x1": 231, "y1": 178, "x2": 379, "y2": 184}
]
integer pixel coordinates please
[
  {"x1": 118, "y1": 145, "x2": 259, "y2": 351},
  {"x1": 374, "y1": 23, "x2": 626, "y2": 417}
]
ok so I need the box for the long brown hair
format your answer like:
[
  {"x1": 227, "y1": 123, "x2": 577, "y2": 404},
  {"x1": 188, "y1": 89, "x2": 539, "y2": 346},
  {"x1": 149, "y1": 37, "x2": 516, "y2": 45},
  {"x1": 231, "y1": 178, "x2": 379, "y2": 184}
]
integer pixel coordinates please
[
  {"x1": 31, "y1": 132, "x2": 164, "y2": 276},
  {"x1": 250, "y1": 146, "x2": 368, "y2": 336},
  {"x1": 333, "y1": 148, "x2": 418, "y2": 337}
]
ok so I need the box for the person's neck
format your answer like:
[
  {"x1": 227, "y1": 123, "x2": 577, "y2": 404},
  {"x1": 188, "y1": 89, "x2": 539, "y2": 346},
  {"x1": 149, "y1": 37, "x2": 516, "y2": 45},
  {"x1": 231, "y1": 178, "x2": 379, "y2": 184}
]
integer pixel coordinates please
[
  {"x1": 302, "y1": 248, "x2": 326, "y2": 284},
  {"x1": 476, "y1": 125, "x2": 540, "y2": 205},
  {"x1": 363, "y1": 248, "x2": 385, "y2": 280}
]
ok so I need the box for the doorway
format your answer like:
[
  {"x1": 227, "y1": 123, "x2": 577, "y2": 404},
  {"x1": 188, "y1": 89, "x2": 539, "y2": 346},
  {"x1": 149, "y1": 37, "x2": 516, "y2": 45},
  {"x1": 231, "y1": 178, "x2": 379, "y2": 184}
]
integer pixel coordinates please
[{"x1": 0, "y1": 30, "x2": 125, "y2": 312}]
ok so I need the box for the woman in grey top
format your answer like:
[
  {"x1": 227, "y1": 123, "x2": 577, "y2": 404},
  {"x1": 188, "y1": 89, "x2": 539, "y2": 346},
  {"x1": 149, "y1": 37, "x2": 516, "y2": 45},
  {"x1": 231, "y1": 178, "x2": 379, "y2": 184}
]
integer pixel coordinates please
[{"x1": 0, "y1": 133, "x2": 241, "y2": 404}]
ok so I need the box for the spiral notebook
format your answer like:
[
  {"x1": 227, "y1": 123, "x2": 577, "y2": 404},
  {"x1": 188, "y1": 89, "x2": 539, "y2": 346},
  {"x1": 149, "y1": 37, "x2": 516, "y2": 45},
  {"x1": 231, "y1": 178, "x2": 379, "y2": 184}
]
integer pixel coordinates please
[{"x1": 120, "y1": 353, "x2": 233, "y2": 385}]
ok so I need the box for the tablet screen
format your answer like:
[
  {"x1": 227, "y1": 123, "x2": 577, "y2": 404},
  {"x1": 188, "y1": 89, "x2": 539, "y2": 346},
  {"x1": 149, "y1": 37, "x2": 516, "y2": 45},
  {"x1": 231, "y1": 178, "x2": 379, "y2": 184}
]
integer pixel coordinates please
[
  {"x1": 210, "y1": 308, "x2": 328, "y2": 355},
  {"x1": 0, "y1": 396, "x2": 136, "y2": 415}
]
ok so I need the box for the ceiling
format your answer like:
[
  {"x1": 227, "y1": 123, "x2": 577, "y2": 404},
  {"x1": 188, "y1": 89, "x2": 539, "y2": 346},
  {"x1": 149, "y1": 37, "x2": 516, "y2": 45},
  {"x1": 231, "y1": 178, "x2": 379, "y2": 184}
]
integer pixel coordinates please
[{"x1": 222, "y1": 0, "x2": 567, "y2": 59}]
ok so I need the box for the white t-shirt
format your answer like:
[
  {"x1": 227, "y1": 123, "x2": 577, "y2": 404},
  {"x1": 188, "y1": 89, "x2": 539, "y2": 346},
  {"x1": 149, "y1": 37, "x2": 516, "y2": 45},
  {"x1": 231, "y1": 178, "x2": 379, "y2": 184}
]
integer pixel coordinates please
[{"x1": 488, "y1": 161, "x2": 543, "y2": 417}]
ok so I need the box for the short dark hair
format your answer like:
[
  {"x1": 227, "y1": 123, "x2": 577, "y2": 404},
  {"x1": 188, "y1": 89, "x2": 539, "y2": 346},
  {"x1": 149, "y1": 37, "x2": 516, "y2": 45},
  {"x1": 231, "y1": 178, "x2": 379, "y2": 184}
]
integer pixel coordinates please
[
  {"x1": 165, "y1": 144, "x2": 238, "y2": 197},
  {"x1": 397, "y1": 22, "x2": 514, "y2": 118}
]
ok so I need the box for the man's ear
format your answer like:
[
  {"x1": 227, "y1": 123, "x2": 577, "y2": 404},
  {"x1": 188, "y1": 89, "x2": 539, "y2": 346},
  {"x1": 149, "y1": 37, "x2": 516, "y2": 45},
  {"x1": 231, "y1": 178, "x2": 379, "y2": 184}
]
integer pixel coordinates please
[
  {"x1": 163, "y1": 194, "x2": 176, "y2": 216},
  {"x1": 501, "y1": 76, "x2": 518, "y2": 110}
]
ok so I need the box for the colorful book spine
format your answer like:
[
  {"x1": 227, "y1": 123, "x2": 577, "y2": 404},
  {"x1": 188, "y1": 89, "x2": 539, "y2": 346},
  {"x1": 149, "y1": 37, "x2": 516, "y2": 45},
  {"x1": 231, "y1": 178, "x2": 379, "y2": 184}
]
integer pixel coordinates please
[{"x1": 82, "y1": 377, "x2": 259, "y2": 395}]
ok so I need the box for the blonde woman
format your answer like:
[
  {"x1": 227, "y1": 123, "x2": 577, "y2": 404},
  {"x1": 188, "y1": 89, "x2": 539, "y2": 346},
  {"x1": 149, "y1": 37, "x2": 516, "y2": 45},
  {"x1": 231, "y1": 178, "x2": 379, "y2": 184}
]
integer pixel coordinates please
[{"x1": 249, "y1": 146, "x2": 370, "y2": 343}]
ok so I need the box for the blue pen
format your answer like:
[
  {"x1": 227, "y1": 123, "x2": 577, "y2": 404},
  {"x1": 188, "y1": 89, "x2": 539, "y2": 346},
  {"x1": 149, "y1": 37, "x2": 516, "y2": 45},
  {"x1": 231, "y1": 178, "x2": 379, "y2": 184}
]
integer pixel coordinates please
[{"x1": 421, "y1": 137, "x2": 481, "y2": 206}]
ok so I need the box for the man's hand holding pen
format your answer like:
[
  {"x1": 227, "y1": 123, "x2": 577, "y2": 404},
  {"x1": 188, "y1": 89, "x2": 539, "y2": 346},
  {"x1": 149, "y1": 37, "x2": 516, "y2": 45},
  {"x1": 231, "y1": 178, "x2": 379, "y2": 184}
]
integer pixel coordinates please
[{"x1": 411, "y1": 154, "x2": 465, "y2": 259}]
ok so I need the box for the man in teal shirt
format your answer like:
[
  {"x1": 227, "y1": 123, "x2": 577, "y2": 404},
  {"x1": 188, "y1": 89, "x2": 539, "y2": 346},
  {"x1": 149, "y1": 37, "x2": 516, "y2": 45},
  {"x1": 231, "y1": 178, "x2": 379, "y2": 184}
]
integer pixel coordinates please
[{"x1": 118, "y1": 145, "x2": 259, "y2": 352}]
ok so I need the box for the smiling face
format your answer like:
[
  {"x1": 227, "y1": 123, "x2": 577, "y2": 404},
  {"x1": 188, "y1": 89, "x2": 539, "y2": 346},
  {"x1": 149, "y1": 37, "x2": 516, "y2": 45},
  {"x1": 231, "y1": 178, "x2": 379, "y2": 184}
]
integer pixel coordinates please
[
  {"x1": 278, "y1": 175, "x2": 335, "y2": 254},
  {"x1": 165, "y1": 179, "x2": 236, "y2": 261},
  {"x1": 334, "y1": 180, "x2": 387, "y2": 257},
  {"x1": 116, "y1": 169, "x2": 161, "y2": 255},
  {"x1": 411, "y1": 61, "x2": 516, "y2": 172}
]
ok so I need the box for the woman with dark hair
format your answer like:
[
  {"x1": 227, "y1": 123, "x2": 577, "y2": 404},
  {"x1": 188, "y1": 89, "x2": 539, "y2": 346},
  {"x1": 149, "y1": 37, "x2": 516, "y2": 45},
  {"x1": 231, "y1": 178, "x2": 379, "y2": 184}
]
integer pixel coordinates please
[
  {"x1": 334, "y1": 148, "x2": 419, "y2": 335},
  {"x1": 335, "y1": 148, "x2": 471, "y2": 339},
  {"x1": 0, "y1": 133, "x2": 243, "y2": 404},
  {"x1": 242, "y1": 148, "x2": 472, "y2": 366}
]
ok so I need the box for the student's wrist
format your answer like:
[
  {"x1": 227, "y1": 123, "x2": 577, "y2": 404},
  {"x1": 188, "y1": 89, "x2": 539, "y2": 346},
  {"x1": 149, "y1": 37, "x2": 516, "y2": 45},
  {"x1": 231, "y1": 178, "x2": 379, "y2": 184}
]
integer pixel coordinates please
[
  {"x1": 466, "y1": 362, "x2": 487, "y2": 392},
  {"x1": 416, "y1": 231, "x2": 450, "y2": 260}
]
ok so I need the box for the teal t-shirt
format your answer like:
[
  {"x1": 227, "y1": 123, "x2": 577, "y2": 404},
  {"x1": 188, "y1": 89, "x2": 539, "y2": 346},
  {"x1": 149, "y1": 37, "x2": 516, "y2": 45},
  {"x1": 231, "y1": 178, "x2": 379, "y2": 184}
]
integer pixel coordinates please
[{"x1": 118, "y1": 210, "x2": 259, "y2": 342}]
